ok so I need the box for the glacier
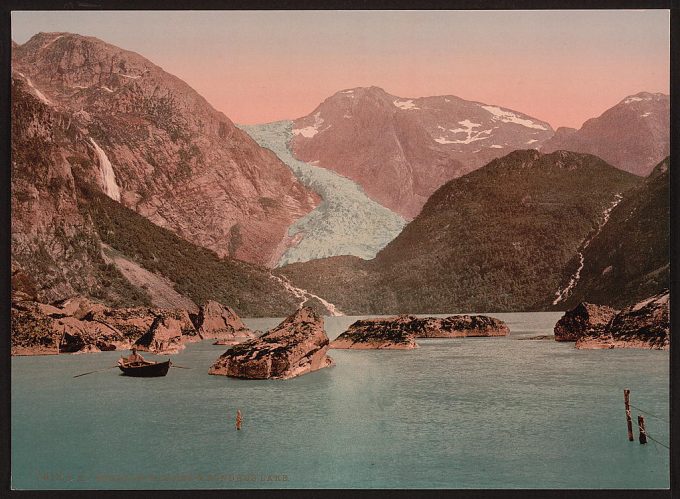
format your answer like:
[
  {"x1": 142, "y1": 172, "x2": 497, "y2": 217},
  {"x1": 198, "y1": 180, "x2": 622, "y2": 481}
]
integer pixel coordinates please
[{"x1": 239, "y1": 121, "x2": 406, "y2": 267}]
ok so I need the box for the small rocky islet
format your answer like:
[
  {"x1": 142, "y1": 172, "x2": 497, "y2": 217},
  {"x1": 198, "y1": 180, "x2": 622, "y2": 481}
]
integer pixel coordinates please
[
  {"x1": 553, "y1": 291, "x2": 669, "y2": 350},
  {"x1": 208, "y1": 307, "x2": 334, "y2": 379},
  {"x1": 330, "y1": 314, "x2": 509, "y2": 350}
]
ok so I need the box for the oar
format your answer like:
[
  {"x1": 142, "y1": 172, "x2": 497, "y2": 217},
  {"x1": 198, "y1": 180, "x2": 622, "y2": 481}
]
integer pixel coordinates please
[
  {"x1": 73, "y1": 365, "x2": 119, "y2": 378},
  {"x1": 170, "y1": 364, "x2": 192, "y2": 369}
]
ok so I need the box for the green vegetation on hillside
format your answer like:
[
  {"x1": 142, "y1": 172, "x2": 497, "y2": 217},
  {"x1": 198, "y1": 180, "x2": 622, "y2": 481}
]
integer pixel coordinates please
[
  {"x1": 77, "y1": 184, "x2": 299, "y2": 317},
  {"x1": 279, "y1": 150, "x2": 642, "y2": 314},
  {"x1": 561, "y1": 157, "x2": 669, "y2": 308}
]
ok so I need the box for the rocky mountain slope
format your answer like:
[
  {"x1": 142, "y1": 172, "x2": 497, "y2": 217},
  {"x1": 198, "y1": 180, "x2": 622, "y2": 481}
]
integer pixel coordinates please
[
  {"x1": 541, "y1": 92, "x2": 669, "y2": 176},
  {"x1": 291, "y1": 86, "x2": 554, "y2": 218},
  {"x1": 11, "y1": 71, "x2": 326, "y2": 316},
  {"x1": 11, "y1": 74, "x2": 149, "y2": 307},
  {"x1": 555, "y1": 158, "x2": 669, "y2": 308},
  {"x1": 12, "y1": 32, "x2": 318, "y2": 267},
  {"x1": 277, "y1": 150, "x2": 641, "y2": 314}
]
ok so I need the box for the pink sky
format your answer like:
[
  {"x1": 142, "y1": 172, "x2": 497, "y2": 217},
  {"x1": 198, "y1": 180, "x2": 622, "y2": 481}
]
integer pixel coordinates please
[{"x1": 13, "y1": 10, "x2": 670, "y2": 129}]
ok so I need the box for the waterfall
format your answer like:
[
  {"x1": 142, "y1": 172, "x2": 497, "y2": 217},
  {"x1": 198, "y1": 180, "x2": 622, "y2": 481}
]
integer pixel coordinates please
[{"x1": 89, "y1": 138, "x2": 121, "y2": 202}]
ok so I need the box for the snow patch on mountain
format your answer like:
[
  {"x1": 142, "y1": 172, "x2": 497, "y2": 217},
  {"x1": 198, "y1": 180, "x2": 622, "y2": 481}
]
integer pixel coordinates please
[
  {"x1": 434, "y1": 120, "x2": 495, "y2": 145},
  {"x1": 393, "y1": 99, "x2": 419, "y2": 110},
  {"x1": 293, "y1": 112, "x2": 327, "y2": 138},
  {"x1": 89, "y1": 138, "x2": 121, "y2": 202},
  {"x1": 240, "y1": 121, "x2": 406, "y2": 266},
  {"x1": 481, "y1": 105, "x2": 548, "y2": 130},
  {"x1": 101, "y1": 86, "x2": 114, "y2": 93},
  {"x1": 293, "y1": 126, "x2": 319, "y2": 138}
]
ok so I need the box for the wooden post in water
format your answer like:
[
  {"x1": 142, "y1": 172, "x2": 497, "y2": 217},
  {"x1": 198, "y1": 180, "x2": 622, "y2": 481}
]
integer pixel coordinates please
[
  {"x1": 624, "y1": 389, "x2": 634, "y2": 441},
  {"x1": 638, "y1": 415, "x2": 648, "y2": 444}
]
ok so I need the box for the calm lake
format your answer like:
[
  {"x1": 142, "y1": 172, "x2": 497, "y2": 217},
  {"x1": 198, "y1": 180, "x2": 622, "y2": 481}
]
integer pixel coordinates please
[{"x1": 11, "y1": 312, "x2": 669, "y2": 489}]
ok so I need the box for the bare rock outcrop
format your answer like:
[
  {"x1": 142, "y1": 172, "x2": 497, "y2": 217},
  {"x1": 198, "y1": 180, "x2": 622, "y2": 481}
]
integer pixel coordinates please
[
  {"x1": 331, "y1": 314, "x2": 508, "y2": 350},
  {"x1": 11, "y1": 302, "x2": 62, "y2": 356},
  {"x1": 11, "y1": 294, "x2": 200, "y2": 355},
  {"x1": 330, "y1": 313, "x2": 508, "y2": 350},
  {"x1": 191, "y1": 300, "x2": 257, "y2": 345},
  {"x1": 575, "y1": 292, "x2": 669, "y2": 350},
  {"x1": 134, "y1": 309, "x2": 198, "y2": 354},
  {"x1": 331, "y1": 315, "x2": 419, "y2": 349},
  {"x1": 553, "y1": 303, "x2": 617, "y2": 342},
  {"x1": 417, "y1": 315, "x2": 509, "y2": 337},
  {"x1": 208, "y1": 307, "x2": 334, "y2": 379}
]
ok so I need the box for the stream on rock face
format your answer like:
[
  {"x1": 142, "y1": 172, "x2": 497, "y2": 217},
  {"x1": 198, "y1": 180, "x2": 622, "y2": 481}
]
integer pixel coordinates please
[
  {"x1": 553, "y1": 193, "x2": 623, "y2": 305},
  {"x1": 269, "y1": 274, "x2": 343, "y2": 316}
]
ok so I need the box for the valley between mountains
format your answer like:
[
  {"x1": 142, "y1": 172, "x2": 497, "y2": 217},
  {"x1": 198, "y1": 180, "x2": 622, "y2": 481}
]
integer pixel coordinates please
[{"x1": 11, "y1": 32, "x2": 670, "y2": 318}]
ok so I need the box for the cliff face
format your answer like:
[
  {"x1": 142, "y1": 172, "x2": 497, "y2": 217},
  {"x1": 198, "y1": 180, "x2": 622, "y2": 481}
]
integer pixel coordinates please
[
  {"x1": 291, "y1": 86, "x2": 553, "y2": 219},
  {"x1": 208, "y1": 307, "x2": 334, "y2": 379},
  {"x1": 11, "y1": 75, "x2": 148, "y2": 306},
  {"x1": 13, "y1": 32, "x2": 318, "y2": 267}
]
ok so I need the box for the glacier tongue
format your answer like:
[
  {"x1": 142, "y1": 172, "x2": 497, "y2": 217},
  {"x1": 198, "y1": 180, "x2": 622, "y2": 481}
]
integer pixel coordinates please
[
  {"x1": 89, "y1": 138, "x2": 121, "y2": 202},
  {"x1": 239, "y1": 121, "x2": 406, "y2": 267}
]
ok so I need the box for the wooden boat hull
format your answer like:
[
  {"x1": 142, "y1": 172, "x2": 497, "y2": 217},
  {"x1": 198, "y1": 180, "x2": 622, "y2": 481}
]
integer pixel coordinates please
[{"x1": 118, "y1": 360, "x2": 170, "y2": 377}]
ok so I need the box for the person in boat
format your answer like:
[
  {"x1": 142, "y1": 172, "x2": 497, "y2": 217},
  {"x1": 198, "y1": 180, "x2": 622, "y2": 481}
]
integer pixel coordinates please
[{"x1": 118, "y1": 347, "x2": 146, "y2": 366}]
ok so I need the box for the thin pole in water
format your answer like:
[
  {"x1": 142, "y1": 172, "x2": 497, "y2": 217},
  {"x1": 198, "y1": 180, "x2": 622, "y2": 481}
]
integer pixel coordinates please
[
  {"x1": 236, "y1": 409, "x2": 243, "y2": 430},
  {"x1": 624, "y1": 389, "x2": 634, "y2": 441},
  {"x1": 638, "y1": 415, "x2": 648, "y2": 444}
]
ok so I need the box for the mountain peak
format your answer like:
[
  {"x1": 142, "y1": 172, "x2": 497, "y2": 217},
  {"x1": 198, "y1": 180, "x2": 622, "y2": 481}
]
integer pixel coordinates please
[{"x1": 620, "y1": 91, "x2": 668, "y2": 105}]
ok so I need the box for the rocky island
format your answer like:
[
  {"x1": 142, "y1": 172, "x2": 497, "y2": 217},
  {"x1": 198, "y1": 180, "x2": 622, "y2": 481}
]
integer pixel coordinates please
[
  {"x1": 554, "y1": 303, "x2": 617, "y2": 342},
  {"x1": 190, "y1": 300, "x2": 258, "y2": 345},
  {"x1": 10, "y1": 293, "x2": 249, "y2": 356},
  {"x1": 208, "y1": 307, "x2": 334, "y2": 379},
  {"x1": 554, "y1": 292, "x2": 669, "y2": 350},
  {"x1": 331, "y1": 315, "x2": 419, "y2": 349},
  {"x1": 331, "y1": 314, "x2": 509, "y2": 350},
  {"x1": 575, "y1": 292, "x2": 669, "y2": 350}
]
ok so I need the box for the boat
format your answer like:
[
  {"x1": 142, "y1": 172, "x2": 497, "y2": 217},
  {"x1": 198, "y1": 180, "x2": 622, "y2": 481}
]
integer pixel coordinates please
[{"x1": 118, "y1": 359, "x2": 171, "y2": 377}]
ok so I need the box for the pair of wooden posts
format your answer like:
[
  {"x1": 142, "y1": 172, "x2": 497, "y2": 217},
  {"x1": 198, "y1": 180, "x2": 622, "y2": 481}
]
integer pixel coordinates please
[{"x1": 624, "y1": 389, "x2": 647, "y2": 444}]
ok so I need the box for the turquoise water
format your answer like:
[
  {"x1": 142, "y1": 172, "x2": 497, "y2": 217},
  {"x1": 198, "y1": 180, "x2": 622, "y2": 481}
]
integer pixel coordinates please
[{"x1": 12, "y1": 312, "x2": 669, "y2": 489}]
